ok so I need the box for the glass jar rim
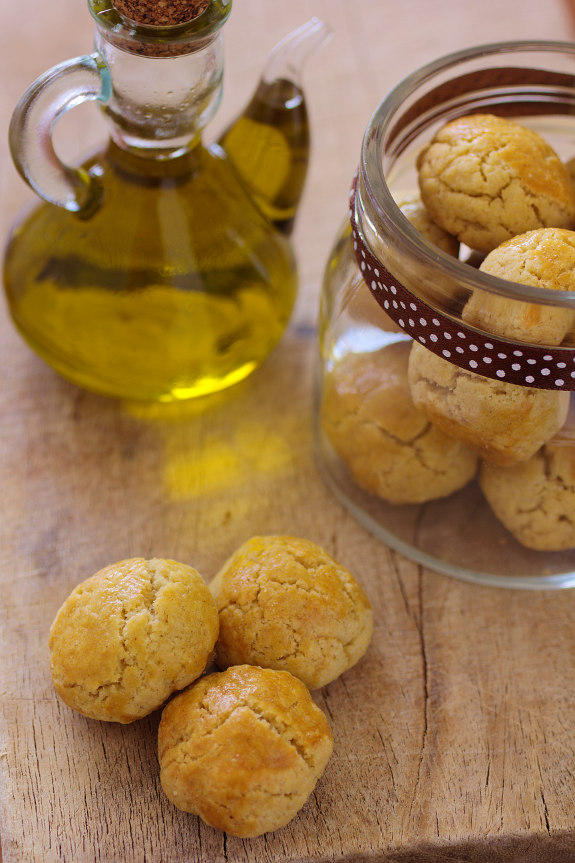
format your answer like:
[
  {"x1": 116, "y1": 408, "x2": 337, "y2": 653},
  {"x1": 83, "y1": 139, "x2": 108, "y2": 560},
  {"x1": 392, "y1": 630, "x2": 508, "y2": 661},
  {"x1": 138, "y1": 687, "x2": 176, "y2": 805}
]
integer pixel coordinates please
[
  {"x1": 88, "y1": 0, "x2": 231, "y2": 52},
  {"x1": 360, "y1": 39, "x2": 575, "y2": 310}
]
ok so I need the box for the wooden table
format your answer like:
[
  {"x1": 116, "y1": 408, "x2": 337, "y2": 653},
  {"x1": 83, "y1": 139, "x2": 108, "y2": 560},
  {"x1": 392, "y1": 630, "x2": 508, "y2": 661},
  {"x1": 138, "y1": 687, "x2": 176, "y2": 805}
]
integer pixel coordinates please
[{"x1": 2, "y1": 1, "x2": 575, "y2": 861}]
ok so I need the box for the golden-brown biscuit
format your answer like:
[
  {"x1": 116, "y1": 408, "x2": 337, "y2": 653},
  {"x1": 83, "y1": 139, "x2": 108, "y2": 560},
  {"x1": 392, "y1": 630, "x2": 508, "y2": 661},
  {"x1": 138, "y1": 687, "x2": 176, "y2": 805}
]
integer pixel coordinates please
[
  {"x1": 158, "y1": 665, "x2": 333, "y2": 837},
  {"x1": 417, "y1": 114, "x2": 575, "y2": 253},
  {"x1": 393, "y1": 190, "x2": 460, "y2": 256},
  {"x1": 479, "y1": 423, "x2": 575, "y2": 550},
  {"x1": 322, "y1": 342, "x2": 478, "y2": 503},
  {"x1": 209, "y1": 535, "x2": 373, "y2": 690},
  {"x1": 342, "y1": 191, "x2": 459, "y2": 332},
  {"x1": 408, "y1": 341, "x2": 570, "y2": 466},
  {"x1": 49, "y1": 558, "x2": 219, "y2": 723},
  {"x1": 384, "y1": 191, "x2": 464, "y2": 311},
  {"x1": 462, "y1": 228, "x2": 575, "y2": 345}
]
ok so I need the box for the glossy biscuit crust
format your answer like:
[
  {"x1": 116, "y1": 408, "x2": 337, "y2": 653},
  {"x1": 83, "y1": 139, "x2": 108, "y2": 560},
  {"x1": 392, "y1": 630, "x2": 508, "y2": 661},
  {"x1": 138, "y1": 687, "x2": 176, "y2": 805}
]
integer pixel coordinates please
[
  {"x1": 417, "y1": 114, "x2": 575, "y2": 253},
  {"x1": 158, "y1": 665, "x2": 334, "y2": 837},
  {"x1": 464, "y1": 227, "x2": 575, "y2": 346},
  {"x1": 210, "y1": 535, "x2": 373, "y2": 689},
  {"x1": 49, "y1": 558, "x2": 219, "y2": 723}
]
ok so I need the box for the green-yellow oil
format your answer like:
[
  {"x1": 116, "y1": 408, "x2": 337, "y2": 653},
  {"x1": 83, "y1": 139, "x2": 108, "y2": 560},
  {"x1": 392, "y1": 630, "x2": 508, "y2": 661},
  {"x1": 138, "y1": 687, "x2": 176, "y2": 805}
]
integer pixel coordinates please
[
  {"x1": 219, "y1": 78, "x2": 310, "y2": 234},
  {"x1": 4, "y1": 140, "x2": 297, "y2": 402}
]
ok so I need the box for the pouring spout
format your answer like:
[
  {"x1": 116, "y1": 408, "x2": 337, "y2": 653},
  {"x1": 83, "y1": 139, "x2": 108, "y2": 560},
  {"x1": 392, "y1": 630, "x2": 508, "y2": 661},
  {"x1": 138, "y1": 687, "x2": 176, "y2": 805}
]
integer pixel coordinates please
[
  {"x1": 217, "y1": 18, "x2": 331, "y2": 234},
  {"x1": 262, "y1": 18, "x2": 333, "y2": 88}
]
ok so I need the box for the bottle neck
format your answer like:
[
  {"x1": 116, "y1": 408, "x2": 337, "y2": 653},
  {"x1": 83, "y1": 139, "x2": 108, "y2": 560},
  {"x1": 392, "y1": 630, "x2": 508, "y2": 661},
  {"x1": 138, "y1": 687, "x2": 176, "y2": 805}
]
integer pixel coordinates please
[{"x1": 93, "y1": 22, "x2": 224, "y2": 157}]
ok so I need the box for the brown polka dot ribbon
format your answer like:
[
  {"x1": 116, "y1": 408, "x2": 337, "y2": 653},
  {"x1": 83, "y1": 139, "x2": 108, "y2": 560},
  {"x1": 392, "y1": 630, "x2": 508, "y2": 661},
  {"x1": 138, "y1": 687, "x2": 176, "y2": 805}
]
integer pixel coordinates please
[{"x1": 349, "y1": 176, "x2": 575, "y2": 391}]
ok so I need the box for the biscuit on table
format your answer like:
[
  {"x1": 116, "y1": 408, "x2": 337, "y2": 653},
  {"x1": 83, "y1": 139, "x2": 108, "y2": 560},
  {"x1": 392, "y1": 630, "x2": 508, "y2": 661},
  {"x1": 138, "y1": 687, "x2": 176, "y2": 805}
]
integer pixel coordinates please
[
  {"x1": 49, "y1": 558, "x2": 219, "y2": 723},
  {"x1": 408, "y1": 341, "x2": 570, "y2": 466},
  {"x1": 158, "y1": 665, "x2": 333, "y2": 838},
  {"x1": 417, "y1": 114, "x2": 575, "y2": 253},
  {"x1": 209, "y1": 535, "x2": 373, "y2": 690},
  {"x1": 480, "y1": 425, "x2": 575, "y2": 550},
  {"x1": 463, "y1": 227, "x2": 575, "y2": 345},
  {"x1": 322, "y1": 341, "x2": 478, "y2": 503}
]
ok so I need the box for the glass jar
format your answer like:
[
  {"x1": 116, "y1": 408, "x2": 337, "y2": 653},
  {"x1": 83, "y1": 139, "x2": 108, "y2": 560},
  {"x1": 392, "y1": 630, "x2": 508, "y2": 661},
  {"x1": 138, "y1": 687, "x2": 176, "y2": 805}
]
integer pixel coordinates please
[{"x1": 316, "y1": 41, "x2": 575, "y2": 589}]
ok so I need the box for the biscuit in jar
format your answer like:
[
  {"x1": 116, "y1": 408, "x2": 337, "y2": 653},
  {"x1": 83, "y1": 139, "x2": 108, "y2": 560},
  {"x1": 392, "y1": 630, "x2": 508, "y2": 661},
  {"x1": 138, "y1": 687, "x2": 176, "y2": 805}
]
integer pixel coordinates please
[
  {"x1": 479, "y1": 417, "x2": 575, "y2": 550},
  {"x1": 209, "y1": 535, "x2": 373, "y2": 690},
  {"x1": 322, "y1": 341, "x2": 478, "y2": 503},
  {"x1": 380, "y1": 190, "x2": 464, "y2": 311},
  {"x1": 49, "y1": 558, "x2": 219, "y2": 723},
  {"x1": 346, "y1": 191, "x2": 459, "y2": 333},
  {"x1": 158, "y1": 665, "x2": 333, "y2": 837},
  {"x1": 417, "y1": 114, "x2": 575, "y2": 253},
  {"x1": 393, "y1": 190, "x2": 460, "y2": 257},
  {"x1": 407, "y1": 341, "x2": 570, "y2": 466},
  {"x1": 463, "y1": 227, "x2": 575, "y2": 345}
]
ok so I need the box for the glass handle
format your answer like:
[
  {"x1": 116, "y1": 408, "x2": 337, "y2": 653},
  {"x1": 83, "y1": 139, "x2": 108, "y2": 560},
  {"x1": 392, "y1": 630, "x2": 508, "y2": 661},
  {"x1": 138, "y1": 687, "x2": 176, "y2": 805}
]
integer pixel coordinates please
[{"x1": 9, "y1": 52, "x2": 111, "y2": 214}]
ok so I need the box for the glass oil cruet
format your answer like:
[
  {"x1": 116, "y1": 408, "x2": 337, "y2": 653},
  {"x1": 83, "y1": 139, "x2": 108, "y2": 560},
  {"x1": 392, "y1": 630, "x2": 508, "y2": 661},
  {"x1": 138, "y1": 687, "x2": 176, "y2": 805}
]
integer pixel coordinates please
[{"x1": 3, "y1": 0, "x2": 329, "y2": 402}]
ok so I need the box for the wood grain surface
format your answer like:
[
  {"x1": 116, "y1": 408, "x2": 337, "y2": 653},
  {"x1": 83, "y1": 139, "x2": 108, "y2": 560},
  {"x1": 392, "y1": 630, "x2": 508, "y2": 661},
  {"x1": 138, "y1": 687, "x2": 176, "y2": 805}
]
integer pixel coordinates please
[{"x1": 2, "y1": 1, "x2": 575, "y2": 861}]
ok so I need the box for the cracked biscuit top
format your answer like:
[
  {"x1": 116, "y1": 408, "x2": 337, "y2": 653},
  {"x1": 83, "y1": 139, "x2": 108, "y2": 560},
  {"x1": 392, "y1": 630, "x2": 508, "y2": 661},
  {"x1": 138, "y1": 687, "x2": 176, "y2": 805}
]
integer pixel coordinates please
[
  {"x1": 322, "y1": 342, "x2": 478, "y2": 504},
  {"x1": 158, "y1": 665, "x2": 333, "y2": 837},
  {"x1": 417, "y1": 114, "x2": 575, "y2": 253},
  {"x1": 463, "y1": 227, "x2": 575, "y2": 345},
  {"x1": 209, "y1": 536, "x2": 373, "y2": 690},
  {"x1": 49, "y1": 557, "x2": 219, "y2": 723},
  {"x1": 408, "y1": 341, "x2": 570, "y2": 466},
  {"x1": 480, "y1": 418, "x2": 575, "y2": 551}
]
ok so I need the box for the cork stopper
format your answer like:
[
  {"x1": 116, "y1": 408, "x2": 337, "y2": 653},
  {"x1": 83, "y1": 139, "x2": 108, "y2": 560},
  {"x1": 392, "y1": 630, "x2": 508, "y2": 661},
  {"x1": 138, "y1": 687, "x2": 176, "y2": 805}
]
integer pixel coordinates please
[{"x1": 113, "y1": 0, "x2": 210, "y2": 26}]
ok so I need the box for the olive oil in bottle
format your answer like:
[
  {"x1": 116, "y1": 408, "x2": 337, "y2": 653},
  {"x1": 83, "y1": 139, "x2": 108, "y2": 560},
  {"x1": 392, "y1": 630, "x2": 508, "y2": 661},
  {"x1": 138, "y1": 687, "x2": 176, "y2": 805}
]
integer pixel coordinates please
[
  {"x1": 4, "y1": 141, "x2": 297, "y2": 402},
  {"x1": 219, "y1": 78, "x2": 309, "y2": 234},
  {"x1": 4, "y1": 3, "x2": 327, "y2": 402}
]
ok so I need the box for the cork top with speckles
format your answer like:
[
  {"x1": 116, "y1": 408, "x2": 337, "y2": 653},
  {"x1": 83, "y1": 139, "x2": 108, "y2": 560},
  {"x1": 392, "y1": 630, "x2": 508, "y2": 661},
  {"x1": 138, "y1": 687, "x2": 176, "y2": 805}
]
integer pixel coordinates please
[{"x1": 112, "y1": 0, "x2": 210, "y2": 26}]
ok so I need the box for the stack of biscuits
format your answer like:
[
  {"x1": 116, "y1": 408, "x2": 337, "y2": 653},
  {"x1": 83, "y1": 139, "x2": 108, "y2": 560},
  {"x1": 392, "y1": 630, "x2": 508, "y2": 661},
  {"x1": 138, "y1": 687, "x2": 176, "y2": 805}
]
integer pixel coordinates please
[
  {"x1": 322, "y1": 114, "x2": 575, "y2": 552},
  {"x1": 49, "y1": 539, "x2": 373, "y2": 837}
]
